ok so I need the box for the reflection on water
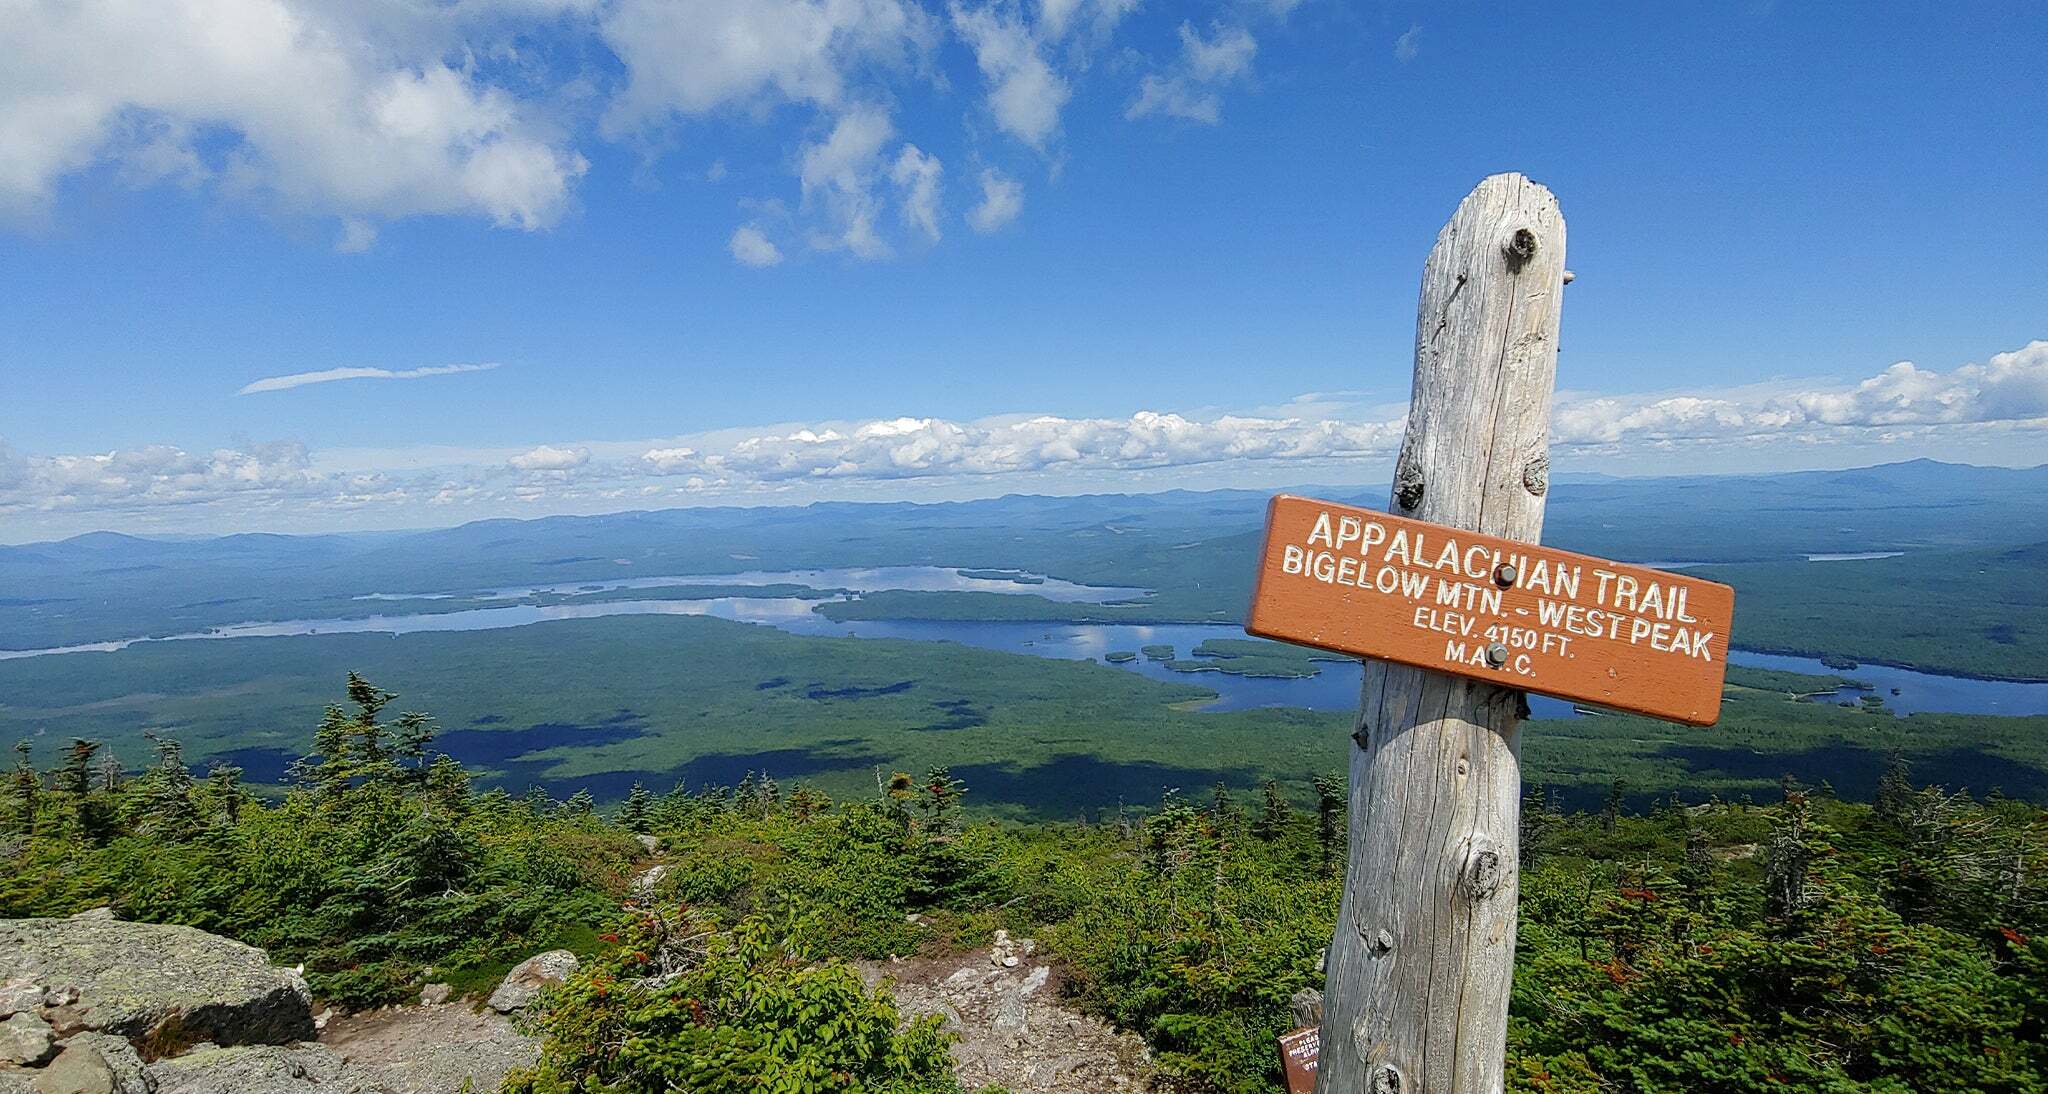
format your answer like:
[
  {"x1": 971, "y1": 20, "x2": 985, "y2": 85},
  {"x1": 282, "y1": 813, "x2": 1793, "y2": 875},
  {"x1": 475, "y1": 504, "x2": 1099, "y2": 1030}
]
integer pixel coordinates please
[{"x1": 369, "y1": 566, "x2": 1147, "y2": 605}]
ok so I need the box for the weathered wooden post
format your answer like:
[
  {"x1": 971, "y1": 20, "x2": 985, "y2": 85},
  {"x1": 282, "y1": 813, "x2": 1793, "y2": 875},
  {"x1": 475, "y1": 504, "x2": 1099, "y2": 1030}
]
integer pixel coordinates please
[
  {"x1": 1247, "y1": 173, "x2": 1734, "y2": 1094},
  {"x1": 1319, "y1": 172, "x2": 1565, "y2": 1094}
]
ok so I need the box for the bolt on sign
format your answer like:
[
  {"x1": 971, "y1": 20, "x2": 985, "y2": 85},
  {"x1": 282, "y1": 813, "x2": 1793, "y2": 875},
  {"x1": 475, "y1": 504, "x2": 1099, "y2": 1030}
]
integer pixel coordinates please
[{"x1": 1246, "y1": 494, "x2": 1736, "y2": 725}]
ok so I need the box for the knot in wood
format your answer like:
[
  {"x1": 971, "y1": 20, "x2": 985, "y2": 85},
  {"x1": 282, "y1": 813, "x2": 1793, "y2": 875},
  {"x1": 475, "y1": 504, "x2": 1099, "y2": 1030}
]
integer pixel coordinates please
[
  {"x1": 1522, "y1": 454, "x2": 1550, "y2": 497},
  {"x1": 1463, "y1": 838, "x2": 1506, "y2": 901},
  {"x1": 1364, "y1": 927, "x2": 1394, "y2": 956},
  {"x1": 1368, "y1": 1062, "x2": 1405, "y2": 1094},
  {"x1": 1393, "y1": 461, "x2": 1425, "y2": 512},
  {"x1": 1504, "y1": 227, "x2": 1538, "y2": 270}
]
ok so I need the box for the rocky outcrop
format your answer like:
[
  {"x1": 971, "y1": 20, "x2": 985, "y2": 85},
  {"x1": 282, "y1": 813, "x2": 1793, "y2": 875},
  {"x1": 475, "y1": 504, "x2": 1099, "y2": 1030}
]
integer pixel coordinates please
[
  {"x1": 0, "y1": 909, "x2": 313, "y2": 1054},
  {"x1": 0, "y1": 910, "x2": 550, "y2": 1094},
  {"x1": 0, "y1": 910, "x2": 350, "y2": 1093},
  {"x1": 31, "y1": 1032, "x2": 152, "y2": 1094},
  {"x1": 486, "y1": 951, "x2": 578, "y2": 1014},
  {"x1": 318, "y1": 1004, "x2": 537, "y2": 1094},
  {"x1": 148, "y1": 1043, "x2": 390, "y2": 1094},
  {"x1": 0, "y1": 1014, "x2": 57, "y2": 1068},
  {"x1": 860, "y1": 938, "x2": 1153, "y2": 1093}
]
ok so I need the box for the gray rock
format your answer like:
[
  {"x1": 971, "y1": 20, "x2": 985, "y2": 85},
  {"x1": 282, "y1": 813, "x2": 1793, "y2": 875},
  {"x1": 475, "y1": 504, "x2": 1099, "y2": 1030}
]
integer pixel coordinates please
[
  {"x1": 0, "y1": 980, "x2": 43, "y2": 1020},
  {"x1": 415, "y1": 984, "x2": 452, "y2": 1006},
  {"x1": 0, "y1": 910, "x2": 313, "y2": 1053},
  {"x1": 32, "y1": 1033, "x2": 153, "y2": 1094},
  {"x1": 148, "y1": 1043, "x2": 391, "y2": 1094},
  {"x1": 628, "y1": 864, "x2": 668, "y2": 900},
  {"x1": 634, "y1": 834, "x2": 659, "y2": 854},
  {"x1": 0, "y1": 1013, "x2": 56, "y2": 1067},
  {"x1": 320, "y1": 1004, "x2": 537, "y2": 1094},
  {"x1": 486, "y1": 951, "x2": 578, "y2": 1013},
  {"x1": 1289, "y1": 987, "x2": 1324, "y2": 1028}
]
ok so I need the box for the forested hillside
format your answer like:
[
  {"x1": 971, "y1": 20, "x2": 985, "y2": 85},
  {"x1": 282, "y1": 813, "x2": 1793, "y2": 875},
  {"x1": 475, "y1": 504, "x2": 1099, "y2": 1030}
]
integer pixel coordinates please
[{"x1": 8, "y1": 675, "x2": 2048, "y2": 1092}]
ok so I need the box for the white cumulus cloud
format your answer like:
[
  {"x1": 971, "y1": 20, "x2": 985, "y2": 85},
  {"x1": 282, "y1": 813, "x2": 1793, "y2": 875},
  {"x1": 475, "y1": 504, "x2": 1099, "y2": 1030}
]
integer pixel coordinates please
[
  {"x1": 890, "y1": 144, "x2": 945, "y2": 241},
  {"x1": 967, "y1": 169, "x2": 1024, "y2": 232},
  {"x1": 729, "y1": 225, "x2": 785, "y2": 267},
  {"x1": 951, "y1": 2, "x2": 1071, "y2": 148},
  {"x1": 1550, "y1": 341, "x2": 2048, "y2": 449},
  {"x1": 0, "y1": 1, "x2": 586, "y2": 233},
  {"x1": 1127, "y1": 22, "x2": 1257, "y2": 124},
  {"x1": 510, "y1": 444, "x2": 591, "y2": 472}
]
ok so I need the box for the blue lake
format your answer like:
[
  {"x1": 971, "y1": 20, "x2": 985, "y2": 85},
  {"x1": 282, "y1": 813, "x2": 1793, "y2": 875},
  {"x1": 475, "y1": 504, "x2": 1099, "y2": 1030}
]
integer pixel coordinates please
[{"x1": 6, "y1": 565, "x2": 2045, "y2": 719}]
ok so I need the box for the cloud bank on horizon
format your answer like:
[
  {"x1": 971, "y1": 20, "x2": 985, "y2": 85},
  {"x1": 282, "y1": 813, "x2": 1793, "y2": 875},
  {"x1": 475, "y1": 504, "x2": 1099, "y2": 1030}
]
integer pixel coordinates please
[
  {"x1": 4, "y1": 341, "x2": 2044, "y2": 538},
  {"x1": 0, "y1": 0, "x2": 1267, "y2": 261}
]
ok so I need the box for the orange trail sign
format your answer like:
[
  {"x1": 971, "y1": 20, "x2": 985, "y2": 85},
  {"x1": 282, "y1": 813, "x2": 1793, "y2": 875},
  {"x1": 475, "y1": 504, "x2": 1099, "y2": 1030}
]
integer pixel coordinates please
[{"x1": 1246, "y1": 494, "x2": 1735, "y2": 726}]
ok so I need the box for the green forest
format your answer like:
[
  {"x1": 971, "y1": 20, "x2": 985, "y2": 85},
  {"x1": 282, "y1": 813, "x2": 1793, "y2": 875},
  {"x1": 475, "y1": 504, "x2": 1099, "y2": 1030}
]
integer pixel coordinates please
[{"x1": 8, "y1": 674, "x2": 2048, "y2": 1092}]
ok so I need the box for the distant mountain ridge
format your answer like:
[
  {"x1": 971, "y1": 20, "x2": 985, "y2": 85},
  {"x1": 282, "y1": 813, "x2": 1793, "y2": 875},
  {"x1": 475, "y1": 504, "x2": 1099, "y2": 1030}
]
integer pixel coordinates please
[{"x1": 5, "y1": 459, "x2": 2047, "y2": 654}]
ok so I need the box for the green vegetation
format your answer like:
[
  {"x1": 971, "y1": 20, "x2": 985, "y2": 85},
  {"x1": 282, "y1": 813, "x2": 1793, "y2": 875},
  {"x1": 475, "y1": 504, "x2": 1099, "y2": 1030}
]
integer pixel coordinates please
[
  {"x1": 1105, "y1": 650, "x2": 1138, "y2": 663},
  {"x1": 1718, "y1": 665, "x2": 1862, "y2": 696},
  {"x1": 1142, "y1": 643, "x2": 1176, "y2": 661},
  {"x1": 1706, "y1": 543, "x2": 2048, "y2": 679},
  {"x1": 504, "y1": 908, "x2": 960, "y2": 1093},
  {"x1": 1162, "y1": 638, "x2": 1354, "y2": 679},
  {"x1": 7, "y1": 615, "x2": 2048, "y2": 821},
  {"x1": 13, "y1": 675, "x2": 2048, "y2": 1091},
  {"x1": 956, "y1": 568, "x2": 1045, "y2": 584},
  {"x1": 0, "y1": 674, "x2": 633, "y2": 1009}
]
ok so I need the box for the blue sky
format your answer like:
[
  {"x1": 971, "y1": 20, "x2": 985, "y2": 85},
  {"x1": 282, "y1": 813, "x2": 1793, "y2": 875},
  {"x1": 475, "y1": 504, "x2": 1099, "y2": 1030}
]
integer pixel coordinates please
[{"x1": 2, "y1": 0, "x2": 2045, "y2": 540}]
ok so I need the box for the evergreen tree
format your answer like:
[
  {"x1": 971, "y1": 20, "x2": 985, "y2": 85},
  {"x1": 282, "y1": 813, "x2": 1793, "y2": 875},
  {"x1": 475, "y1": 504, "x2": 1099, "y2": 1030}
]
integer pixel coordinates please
[
  {"x1": 7, "y1": 741, "x2": 40, "y2": 834},
  {"x1": 1312, "y1": 772, "x2": 1346, "y2": 879},
  {"x1": 1763, "y1": 792, "x2": 1816, "y2": 921},
  {"x1": 786, "y1": 782, "x2": 830, "y2": 823},
  {"x1": 56, "y1": 738, "x2": 98, "y2": 797},
  {"x1": 1876, "y1": 749, "x2": 1915, "y2": 824},
  {"x1": 1208, "y1": 781, "x2": 1241, "y2": 830},
  {"x1": 393, "y1": 710, "x2": 437, "y2": 785},
  {"x1": 563, "y1": 788, "x2": 596, "y2": 818},
  {"x1": 918, "y1": 766, "x2": 966, "y2": 836},
  {"x1": 1678, "y1": 823, "x2": 1716, "y2": 914},
  {"x1": 1254, "y1": 778, "x2": 1291, "y2": 841},
  {"x1": 135, "y1": 732, "x2": 198, "y2": 839},
  {"x1": 203, "y1": 760, "x2": 247, "y2": 826},
  {"x1": 617, "y1": 782, "x2": 654, "y2": 832},
  {"x1": 882, "y1": 771, "x2": 916, "y2": 833},
  {"x1": 1602, "y1": 777, "x2": 1627, "y2": 834},
  {"x1": 424, "y1": 755, "x2": 472, "y2": 819}
]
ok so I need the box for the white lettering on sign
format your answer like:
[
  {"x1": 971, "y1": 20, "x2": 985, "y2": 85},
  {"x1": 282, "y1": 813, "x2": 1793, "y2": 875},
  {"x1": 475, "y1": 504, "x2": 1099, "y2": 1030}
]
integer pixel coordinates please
[{"x1": 1282, "y1": 510, "x2": 1721, "y2": 681}]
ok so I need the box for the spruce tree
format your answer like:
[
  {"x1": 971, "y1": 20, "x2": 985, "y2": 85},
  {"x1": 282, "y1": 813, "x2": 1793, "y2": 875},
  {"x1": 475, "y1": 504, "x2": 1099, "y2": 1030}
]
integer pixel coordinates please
[
  {"x1": 919, "y1": 766, "x2": 966, "y2": 836},
  {"x1": 1254, "y1": 778, "x2": 1291, "y2": 841},
  {"x1": 1312, "y1": 772, "x2": 1346, "y2": 879},
  {"x1": 7, "y1": 741, "x2": 39, "y2": 834},
  {"x1": 618, "y1": 782, "x2": 654, "y2": 832},
  {"x1": 1876, "y1": 750, "x2": 1915, "y2": 825},
  {"x1": 203, "y1": 760, "x2": 247, "y2": 825},
  {"x1": 57, "y1": 738, "x2": 98, "y2": 797},
  {"x1": 1602, "y1": 778, "x2": 1627, "y2": 834}
]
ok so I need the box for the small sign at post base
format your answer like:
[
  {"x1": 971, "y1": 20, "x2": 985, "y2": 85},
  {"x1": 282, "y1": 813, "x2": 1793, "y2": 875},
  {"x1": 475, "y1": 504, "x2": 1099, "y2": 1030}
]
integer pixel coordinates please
[{"x1": 1279, "y1": 1026, "x2": 1320, "y2": 1094}]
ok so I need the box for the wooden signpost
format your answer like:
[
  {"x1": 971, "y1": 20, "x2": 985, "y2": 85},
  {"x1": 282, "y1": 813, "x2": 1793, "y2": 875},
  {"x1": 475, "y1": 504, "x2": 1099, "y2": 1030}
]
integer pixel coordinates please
[
  {"x1": 1249, "y1": 496, "x2": 1735, "y2": 725},
  {"x1": 1247, "y1": 174, "x2": 1734, "y2": 1094}
]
